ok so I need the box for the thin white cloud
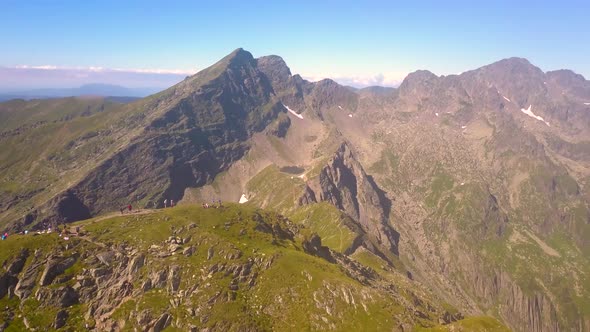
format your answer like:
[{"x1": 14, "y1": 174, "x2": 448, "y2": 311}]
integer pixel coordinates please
[
  {"x1": 3, "y1": 65, "x2": 406, "y2": 91},
  {"x1": 302, "y1": 72, "x2": 405, "y2": 88},
  {"x1": 15, "y1": 65, "x2": 59, "y2": 70},
  {"x1": 0, "y1": 65, "x2": 192, "y2": 90},
  {"x1": 11, "y1": 65, "x2": 196, "y2": 75},
  {"x1": 112, "y1": 67, "x2": 196, "y2": 75}
]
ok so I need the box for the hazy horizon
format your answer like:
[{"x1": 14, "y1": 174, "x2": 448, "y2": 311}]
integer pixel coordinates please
[{"x1": 2, "y1": 1, "x2": 589, "y2": 90}]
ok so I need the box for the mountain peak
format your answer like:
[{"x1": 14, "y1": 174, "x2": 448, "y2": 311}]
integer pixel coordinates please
[
  {"x1": 256, "y1": 55, "x2": 292, "y2": 83},
  {"x1": 256, "y1": 55, "x2": 290, "y2": 73},
  {"x1": 482, "y1": 57, "x2": 543, "y2": 76},
  {"x1": 181, "y1": 48, "x2": 256, "y2": 86},
  {"x1": 220, "y1": 48, "x2": 255, "y2": 66},
  {"x1": 546, "y1": 69, "x2": 587, "y2": 83},
  {"x1": 398, "y1": 70, "x2": 438, "y2": 95},
  {"x1": 497, "y1": 56, "x2": 532, "y2": 66},
  {"x1": 404, "y1": 70, "x2": 438, "y2": 82}
]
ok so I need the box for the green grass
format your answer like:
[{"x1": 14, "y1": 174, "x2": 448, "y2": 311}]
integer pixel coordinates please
[
  {"x1": 288, "y1": 202, "x2": 357, "y2": 253},
  {"x1": 414, "y1": 316, "x2": 509, "y2": 331},
  {"x1": 246, "y1": 165, "x2": 306, "y2": 213},
  {"x1": 351, "y1": 248, "x2": 388, "y2": 273},
  {"x1": 0, "y1": 204, "x2": 507, "y2": 330},
  {"x1": 425, "y1": 171, "x2": 454, "y2": 208},
  {"x1": 368, "y1": 148, "x2": 399, "y2": 175},
  {"x1": 252, "y1": 248, "x2": 400, "y2": 331}
]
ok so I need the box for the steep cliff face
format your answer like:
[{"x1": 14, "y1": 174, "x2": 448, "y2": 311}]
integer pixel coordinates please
[
  {"x1": 301, "y1": 143, "x2": 399, "y2": 257},
  {"x1": 460, "y1": 257, "x2": 560, "y2": 332}
]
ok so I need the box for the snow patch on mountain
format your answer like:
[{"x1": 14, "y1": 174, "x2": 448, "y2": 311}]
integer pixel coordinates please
[
  {"x1": 239, "y1": 194, "x2": 249, "y2": 204},
  {"x1": 338, "y1": 105, "x2": 343, "y2": 110},
  {"x1": 503, "y1": 96, "x2": 511, "y2": 102},
  {"x1": 283, "y1": 103, "x2": 303, "y2": 119},
  {"x1": 435, "y1": 112, "x2": 439, "y2": 117},
  {"x1": 584, "y1": 102, "x2": 590, "y2": 106},
  {"x1": 348, "y1": 114, "x2": 353, "y2": 118},
  {"x1": 521, "y1": 105, "x2": 550, "y2": 126}
]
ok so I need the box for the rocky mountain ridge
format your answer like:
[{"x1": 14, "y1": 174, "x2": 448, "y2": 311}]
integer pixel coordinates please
[{"x1": 1, "y1": 48, "x2": 590, "y2": 331}]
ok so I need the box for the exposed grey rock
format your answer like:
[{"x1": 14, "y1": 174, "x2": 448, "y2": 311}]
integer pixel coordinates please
[
  {"x1": 36, "y1": 285, "x2": 78, "y2": 308},
  {"x1": 39, "y1": 255, "x2": 77, "y2": 286},
  {"x1": 0, "y1": 273, "x2": 18, "y2": 299},
  {"x1": 3, "y1": 249, "x2": 29, "y2": 275},
  {"x1": 137, "y1": 309, "x2": 152, "y2": 326},
  {"x1": 183, "y1": 246, "x2": 194, "y2": 257},
  {"x1": 141, "y1": 279, "x2": 152, "y2": 292},
  {"x1": 90, "y1": 267, "x2": 111, "y2": 279},
  {"x1": 302, "y1": 142, "x2": 399, "y2": 256},
  {"x1": 151, "y1": 269, "x2": 168, "y2": 288},
  {"x1": 14, "y1": 262, "x2": 43, "y2": 299},
  {"x1": 127, "y1": 253, "x2": 145, "y2": 275},
  {"x1": 207, "y1": 247, "x2": 214, "y2": 260},
  {"x1": 151, "y1": 312, "x2": 172, "y2": 332},
  {"x1": 54, "y1": 309, "x2": 68, "y2": 329},
  {"x1": 168, "y1": 265, "x2": 181, "y2": 293},
  {"x1": 95, "y1": 251, "x2": 115, "y2": 266},
  {"x1": 168, "y1": 243, "x2": 182, "y2": 253}
]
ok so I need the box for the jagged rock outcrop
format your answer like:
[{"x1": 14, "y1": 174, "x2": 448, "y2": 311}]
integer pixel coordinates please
[
  {"x1": 39, "y1": 254, "x2": 78, "y2": 286},
  {"x1": 463, "y1": 260, "x2": 560, "y2": 332},
  {"x1": 302, "y1": 142, "x2": 399, "y2": 255},
  {"x1": 266, "y1": 112, "x2": 291, "y2": 138},
  {"x1": 0, "y1": 249, "x2": 28, "y2": 298}
]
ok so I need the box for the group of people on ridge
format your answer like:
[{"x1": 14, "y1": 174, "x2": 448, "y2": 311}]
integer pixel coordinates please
[{"x1": 203, "y1": 199, "x2": 222, "y2": 209}]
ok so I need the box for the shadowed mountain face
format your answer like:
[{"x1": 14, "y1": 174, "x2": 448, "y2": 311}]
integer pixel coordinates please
[{"x1": 1, "y1": 48, "x2": 590, "y2": 331}]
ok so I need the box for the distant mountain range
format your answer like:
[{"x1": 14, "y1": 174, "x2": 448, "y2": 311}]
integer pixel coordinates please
[
  {"x1": 0, "y1": 83, "x2": 162, "y2": 101},
  {"x1": 1, "y1": 48, "x2": 589, "y2": 331}
]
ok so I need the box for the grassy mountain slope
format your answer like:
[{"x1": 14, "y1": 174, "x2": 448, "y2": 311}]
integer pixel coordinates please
[{"x1": 0, "y1": 204, "x2": 508, "y2": 331}]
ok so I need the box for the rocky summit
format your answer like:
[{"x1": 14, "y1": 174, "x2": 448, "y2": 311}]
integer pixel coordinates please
[{"x1": 0, "y1": 48, "x2": 589, "y2": 331}]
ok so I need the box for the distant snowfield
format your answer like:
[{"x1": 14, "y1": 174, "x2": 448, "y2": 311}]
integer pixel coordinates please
[
  {"x1": 503, "y1": 96, "x2": 511, "y2": 102},
  {"x1": 283, "y1": 103, "x2": 303, "y2": 119},
  {"x1": 239, "y1": 194, "x2": 249, "y2": 204},
  {"x1": 435, "y1": 112, "x2": 439, "y2": 117},
  {"x1": 348, "y1": 114, "x2": 353, "y2": 118},
  {"x1": 521, "y1": 105, "x2": 550, "y2": 126},
  {"x1": 584, "y1": 102, "x2": 590, "y2": 106},
  {"x1": 338, "y1": 105, "x2": 343, "y2": 110}
]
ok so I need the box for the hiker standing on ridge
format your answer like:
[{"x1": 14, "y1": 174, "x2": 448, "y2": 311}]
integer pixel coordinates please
[
  {"x1": 171, "y1": 199, "x2": 174, "y2": 207},
  {"x1": 164, "y1": 199, "x2": 168, "y2": 208}
]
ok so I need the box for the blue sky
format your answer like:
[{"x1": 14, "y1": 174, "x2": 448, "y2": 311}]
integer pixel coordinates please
[{"x1": 1, "y1": 0, "x2": 589, "y2": 89}]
